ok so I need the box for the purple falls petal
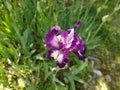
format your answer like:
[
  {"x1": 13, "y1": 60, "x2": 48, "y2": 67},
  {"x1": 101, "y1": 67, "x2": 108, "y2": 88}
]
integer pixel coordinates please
[
  {"x1": 70, "y1": 33, "x2": 86, "y2": 52},
  {"x1": 75, "y1": 36, "x2": 86, "y2": 53},
  {"x1": 46, "y1": 31, "x2": 61, "y2": 49},
  {"x1": 70, "y1": 34, "x2": 86, "y2": 60},
  {"x1": 57, "y1": 58, "x2": 68, "y2": 68},
  {"x1": 57, "y1": 50, "x2": 69, "y2": 68},
  {"x1": 47, "y1": 49, "x2": 54, "y2": 59},
  {"x1": 74, "y1": 51, "x2": 85, "y2": 60},
  {"x1": 76, "y1": 44, "x2": 86, "y2": 53}
]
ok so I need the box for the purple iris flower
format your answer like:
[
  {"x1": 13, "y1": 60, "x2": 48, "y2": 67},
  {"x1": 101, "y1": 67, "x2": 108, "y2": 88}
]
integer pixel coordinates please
[{"x1": 46, "y1": 22, "x2": 86, "y2": 68}]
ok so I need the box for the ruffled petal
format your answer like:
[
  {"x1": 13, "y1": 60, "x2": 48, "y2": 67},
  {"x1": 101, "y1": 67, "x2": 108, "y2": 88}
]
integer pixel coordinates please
[{"x1": 46, "y1": 32, "x2": 61, "y2": 49}]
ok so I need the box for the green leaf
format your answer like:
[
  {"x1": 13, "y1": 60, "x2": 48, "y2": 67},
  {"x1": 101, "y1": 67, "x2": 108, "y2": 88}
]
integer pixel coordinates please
[
  {"x1": 44, "y1": 61, "x2": 53, "y2": 80},
  {"x1": 45, "y1": 72, "x2": 52, "y2": 80},
  {"x1": 54, "y1": 78, "x2": 65, "y2": 86},
  {"x1": 56, "y1": 85, "x2": 67, "y2": 90},
  {"x1": 68, "y1": 76, "x2": 75, "y2": 90},
  {"x1": 71, "y1": 59, "x2": 88, "y2": 76},
  {"x1": 73, "y1": 76, "x2": 85, "y2": 84},
  {"x1": 22, "y1": 28, "x2": 29, "y2": 47}
]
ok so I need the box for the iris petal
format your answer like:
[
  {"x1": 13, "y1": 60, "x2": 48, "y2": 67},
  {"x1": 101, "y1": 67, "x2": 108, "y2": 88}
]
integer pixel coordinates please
[
  {"x1": 46, "y1": 32, "x2": 61, "y2": 49},
  {"x1": 60, "y1": 30, "x2": 68, "y2": 44},
  {"x1": 74, "y1": 51, "x2": 85, "y2": 60},
  {"x1": 70, "y1": 34, "x2": 86, "y2": 60},
  {"x1": 51, "y1": 26, "x2": 61, "y2": 34},
  {"x1": 50, "y1": 50, "x2": 59, "y2": 60},
  {"x1": 74, "y1": 22, "x2": 81, "y2": 30},
  {"x1": 57, "y1": 50, "x2": 69, "y2": 68},
  {"x1": 68, "y1": 28, "x2": 75, "y2": 43},
  {"x1": 47, "y1": 49, "x2": 53, "y2": 59},
  {"x1": 49, "y1": 50, "x2": 69, "y2": 68},
  {"x1": 74, "y1": 36, "x2": 86, "y2": 53},
  {"x1": 57, "y1": 58, "x2": 68, "y2": 68}
]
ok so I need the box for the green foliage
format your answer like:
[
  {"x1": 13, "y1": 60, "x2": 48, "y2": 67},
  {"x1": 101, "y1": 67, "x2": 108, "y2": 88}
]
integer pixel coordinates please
[{"x1": 0, "y1": 0, "x2": 119, "y2": 90}]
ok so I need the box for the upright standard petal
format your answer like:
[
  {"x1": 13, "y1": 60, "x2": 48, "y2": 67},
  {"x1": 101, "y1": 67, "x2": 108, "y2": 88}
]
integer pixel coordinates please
[
  {"x1": 74, "y1": 22, "x2": 81, "y2": 30},
  {"x1": 67, "y1": 28, "x2": 75, "y2": 43},
  {"x1": 60, "y1": 30, "x2": 68, "y2": 44},
  {"x1": 51, "y1": 25, "x2": 61, "y2": 34}
]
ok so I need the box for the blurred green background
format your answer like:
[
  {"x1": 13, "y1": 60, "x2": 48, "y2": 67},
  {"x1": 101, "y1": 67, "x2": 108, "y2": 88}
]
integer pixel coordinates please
[{"x1": 0, "y1": 0, "x2": 120, "y2": 90}]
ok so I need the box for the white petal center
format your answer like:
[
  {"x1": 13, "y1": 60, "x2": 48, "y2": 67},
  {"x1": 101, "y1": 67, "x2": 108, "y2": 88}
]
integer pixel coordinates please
[
  {"x1": 51, "y1": 50, "x2": 63, "y2": 63},
  {"x1": 57, "y1": 54, "x2": 63, "y2": 63},
  {"x1": 51, "y1": 36, "x2": 59, "y2": 48},
  {"x1": 51, "y1": 50, "x2": 59, "y2": 59},
  {"x1": 68, "y1": 28, "x2": 74, "y2": 43}
]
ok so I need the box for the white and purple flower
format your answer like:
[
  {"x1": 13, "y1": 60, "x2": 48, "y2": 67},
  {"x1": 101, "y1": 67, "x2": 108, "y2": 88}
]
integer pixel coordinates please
[{"x1": 46, "y1": 22, "x2": 86, "y2": 68}]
